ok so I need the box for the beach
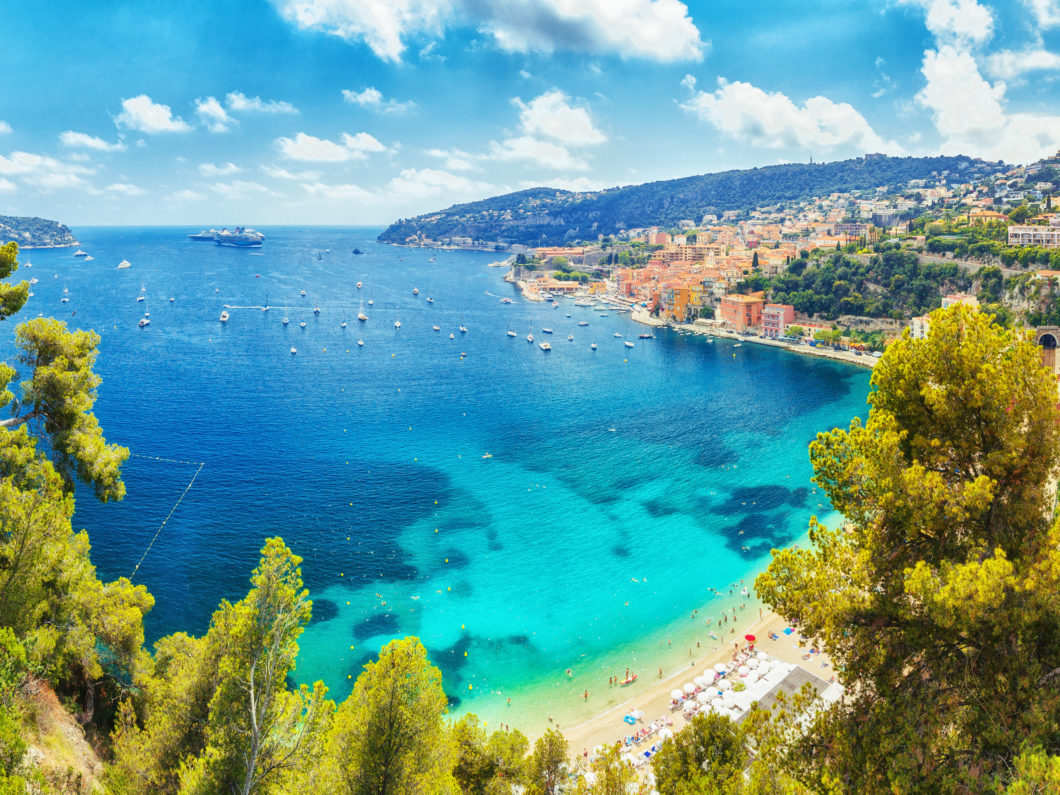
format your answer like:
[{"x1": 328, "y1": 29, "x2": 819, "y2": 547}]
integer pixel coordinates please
[{"x1": 554, "y1": 609, "x2": 833, "y2": 761}]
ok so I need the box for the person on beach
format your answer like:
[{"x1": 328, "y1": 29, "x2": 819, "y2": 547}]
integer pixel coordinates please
[
  {"x1": 658, "y1": 666, "x2": 663, "y2": 678},
  {"x1": 583, "y1": 689, "x2": 588, "y2": 701}
]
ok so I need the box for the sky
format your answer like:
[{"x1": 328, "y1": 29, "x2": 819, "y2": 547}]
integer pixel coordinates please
[{"x1": 2, "y1": 0, "x2": 1060, "y2": 226}]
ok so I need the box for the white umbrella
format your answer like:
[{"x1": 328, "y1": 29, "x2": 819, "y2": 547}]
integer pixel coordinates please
[
  {"x1": 747, "y1": 657, "x2": 760, "y2": 669},
  {"x1": 695, "y1": 675, "x2": 708, "y2": 687},
  {"x1": 759, "y1": 662, "x2": 771, "y2": 676},
  {"x1": 714, "y1": 663, "x2": 727, "y2": 673},
  {"x1": 722, "y1": 694, "x2": 736, "y2": 707},
  {"x1": 747, "y1": 671, "x2": 760, "y2": 685},
  {"x1": 738, "y1": 665, "x2": 750, "y2": 677},
  {"x1": 670, "y1": 689, "x2": 684, "y2": 700},
  {"x1": 659, "y1": 727, "x2": 674, "y2": 739},
  {"x1": 718, "y1": 678, "x2": 733, "y2": 691},
  {"x1": 630, "y1": 709, "x2": 643, "y2": 720},
  {"x1": 683, "y1": 682, "x2": 696, "y2": 694},
  {"x1": 696, "y1": 690, "x2": 712, "y2": 703},
  {"x1": 756, "y1": 651, "x2": 769, "y2": 660}
]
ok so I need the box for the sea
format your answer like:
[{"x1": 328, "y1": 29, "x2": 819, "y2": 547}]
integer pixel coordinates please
[{"x1": 13, "y1": 227, "x2": 871, "y2": 732}]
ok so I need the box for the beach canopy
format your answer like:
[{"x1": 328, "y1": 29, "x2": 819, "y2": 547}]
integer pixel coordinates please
[
  {"x1": 659, "y1": 727, "x2": 674, "y2": 739},
  {"x1": 714, "y1": 663, "x2": 727, "y2": 673},
  {"x1": 670, "y1": 689, "x2": 684, "y2": 700},
  {"x1": 745, "y1": 634, "x2": 756, "y2": 642},
  {"x1": 747, "y1": 657, "x2": 759, "y2": 669},
  {"x1": 683, "y1": 682, "x2": 696, "y2": 694},
  {"x1": 756, "y1": 651, "x2": 769, "y2": 660},
  {"x1": 696, "y1": 691, "x2": 712, "y2": 703},
  {"x1": 718, "y1": 679, "x2": 733, "y2": 691},
  {"x1": 738, "y1": 665, "x2": 750, "y2": 677},
  {"x1": 693, "y1": 676, "x2": 706, "y2": 687},
  {"x1": 702, "y1": 669, "x2": 717, "y2": 681},
  {"x1": 630, "y1": 709, "x2": 643, "y2": 720}
]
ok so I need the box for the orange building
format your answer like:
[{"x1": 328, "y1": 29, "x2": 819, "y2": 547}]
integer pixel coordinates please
[{"x1": 719, "y1": 293, "x2": 765, "y2": 331}]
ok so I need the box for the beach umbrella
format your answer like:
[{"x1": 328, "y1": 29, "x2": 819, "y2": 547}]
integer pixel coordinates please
[
  {"x1": 696, "y1": 691, "x2": 712, "y2": 703},
  {"x1": 702, "y1": 669, "x2": 717, "y2": 682},
  {"x1": 718, "y1": 678, "x2": 733, "y2": 691},
  {"x1": 659, "y1": 727, "x2": 674, "y2": 739},
  {"x1": 693, "y1": 676, "x2": 706, "y2": 687},
  {"x1": 738, "y1": 665, "x2": 750, "y2": 677},
  {"x1": 745, "y1": 634, "x2": 756, "y2": 643},
  {"x1": 670, "y1": 689, "x2": 684, "y2": 700},
  {"x1": 630, "y1": 709, "x2": 643, "y2": 720},
  {"x1": 747, "y1": 671, "x2": 760, "y2": 684},
  {"x1": 683, "y1": 682, "x2": 696, "y2": 694},
  {"x1": 756, "y1": 651, "x2": 769, "y2": 660},
  {"x1": 759, "y1": 662, "x2": 771, "y2": 676},
  {"x1": 714, "y1": 663, "x2": 727, "y2": 673},
  {"x1": 747, "y1": 657, "x2": 759, "y2": 669}
]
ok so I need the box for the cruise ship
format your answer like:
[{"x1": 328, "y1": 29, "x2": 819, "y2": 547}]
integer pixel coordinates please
[
  {"x1": 214, "y1": 227, "x2": 266, "y2": 248},
  {"x1": 188, "y1": 229, "x2": 220, "y2": 241}
]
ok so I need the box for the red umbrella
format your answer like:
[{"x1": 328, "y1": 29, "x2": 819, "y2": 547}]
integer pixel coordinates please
[{"x1": 744, "y1": 634, "x2": 756, "y2": 642}]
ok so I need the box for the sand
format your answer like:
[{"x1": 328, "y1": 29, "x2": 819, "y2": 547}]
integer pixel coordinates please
[{"x1": 548, "y1": 611, "x2": 833, "y2": 759}]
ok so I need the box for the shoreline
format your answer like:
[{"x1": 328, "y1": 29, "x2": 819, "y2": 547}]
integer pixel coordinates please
[
  {"x1": 630, "y1": 309, "x2": 877, "y2": 370},
  {"x1": 553, "y1": 609, "x2": 832, "y2": 761}
]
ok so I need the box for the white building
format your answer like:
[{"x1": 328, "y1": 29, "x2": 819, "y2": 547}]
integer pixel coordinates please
[{"x1": 1009, "y1": 215, "x2": 1060, "y2": 248}]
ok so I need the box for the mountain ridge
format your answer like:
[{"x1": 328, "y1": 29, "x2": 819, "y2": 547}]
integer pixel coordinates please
[{"x1": 378, "y1": 154, "x2": 1006, "y2": 247}]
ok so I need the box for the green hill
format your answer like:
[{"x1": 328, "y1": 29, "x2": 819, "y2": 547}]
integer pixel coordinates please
[
  {"x1": 0, "y1": 214, "x2": 78, "y2": 248},
  {"x1": 378, "y1": 154, "x2": 1004, "y2": 247}
]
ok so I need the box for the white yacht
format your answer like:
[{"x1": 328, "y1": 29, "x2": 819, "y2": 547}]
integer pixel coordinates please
[
  {"x1": 117, "y1": 260, "x2": 131, "y2": 269},
  {"x1": 358, "y1": 312, "x2": 367, "y2": 322},
  {"x1": 290, "y1": 346, "x2": 297, "y2": 355},
  {"x1": 591, "y1": 342, "x2": 597, "y2": 350},
  {"x1": 358, "y1": 339, "x2": 364, "y2": 347},
  {"x1": 433, "y1": 325, "x2": 441, "y2": 332},
  {"x1": 219, "y1": 310, "x2": 229, "y2": 323},
  {"x1": 539, "y1": 341, "x2": 551, "y2": 351},
  {"x1": 624, "y1": 340, "x2": 634, "y2": 348},
  {"x1": 459, "y1": 325, "x2": 468, "y2": 333},
  {"x1": 299, "y1": 321, "x2": 306, "y2": 328},
  {"x1": 138, "y1": 318, "x2": 150, "y2": 328},
  {"x1": 282, "y1": 317, "x2": 289, "y2": 326},
  {"x1": 73, "y1": 250, "x2": 88, "y2": 257},
  {"x1": 394, "y1": 320, "x2": 401, "y2": 329}
]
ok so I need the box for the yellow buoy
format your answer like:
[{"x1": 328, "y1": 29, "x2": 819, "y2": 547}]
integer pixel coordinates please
[
  {"x1": 445, "y1": 558, "x2": 449, "y2": 563},
  {"x1": 468, "y1": 683, "x2": 473, "y2": 690}
]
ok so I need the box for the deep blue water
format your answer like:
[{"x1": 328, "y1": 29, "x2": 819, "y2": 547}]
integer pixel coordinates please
[{"x1": 12, "y1": 227, "x2": 870, "y2": 728}]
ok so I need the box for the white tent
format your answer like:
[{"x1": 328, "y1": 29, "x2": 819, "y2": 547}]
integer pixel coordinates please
[
  {"x1": 683, "y1": 682, "x2": 696, "y2": 694},
  {"x1": 670, "y1": 689, "x2": 684, "y2": 700},
  {"x1": 717, "y1": 678, "x2": 733, "y2": 691},
  {"x1": 696, "y1": 690, "x2": 712, "y2": 703}
]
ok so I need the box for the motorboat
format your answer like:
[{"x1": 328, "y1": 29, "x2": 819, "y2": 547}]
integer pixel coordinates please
[
  {"x1": 356, "y1": 281, "x2": 363, "y2": 289},
  {"x1": 449, "y1": 333, "x2": 455, "y2": 339},
  {"x1": 299, "y1": 321, "x2": 306, "y2": 328},
  {"x1": 506, "y1": 329, "x2": 517, "y2": 337},
  {"x1": 541, "y1": 328, "x2": 553, "y2": 334},
  {"x1": 313, "y1": 306, "x2": 320, "y2": 315},
  {"x1": 591, "y1": 342, "x2": 597, "y2": 350},
  {"x1": 358, "y1": 312, "x2": 367, "y2": 322},
  {"x1": 624, "y1": 340, "x2": 634, "y2": 348},
  {"x1": 459, "y1": 325, "x2": 467, "y2": 333},
  {"x1": 539, "y1": 342, "x2": 552, "y2": 351},
  {"x1": 290, "y1": 347, "x2": 297, "y2": 354},
  {"x1": 220, "y1": 310, "x2": 229, "y2": 323},
  {"x1": 567, "y1": 335, "x2": 574, "y2": 341},
  {"x1": 282, "y1": 317, "x2": 289, "y2": 325},
  {"x1": 433, "y1": 325, "x2": 441, "y2": 332},
  {"x1": 577, "y1": 321, "x2": 589, "y2": 326},
  {"x1": 638, "y1": 333, "x2": 654, "y2": 339},
  {"x1": 426, "y1": 296, "x2": 434, "y2": 304},
  {"x1": 413, "y1": 288, "x2": 419, "y2": 295},
  {"x1": 394, "y1": 320, "x2": 401, "y2": 328},
  {"x1": 357, "y1": 339, "x2": 364, "y2": 347},
  {"x1": 138, "y1": 318, "x2": 150, "y2": 328},
  {"x1": 613, "y1": 333, "x2": 622, "y2": 338},
  {"x1": 341, "y1": 321, "x2": 347, "y2": 329},
  {"x1": 300, "y1": 290, "x2": 307, "y2": 296},
  {"x1": 73, "y1": 249, "x2": 88, "y2": 257}
]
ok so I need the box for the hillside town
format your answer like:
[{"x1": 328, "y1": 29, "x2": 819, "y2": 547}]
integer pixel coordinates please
[{"x1": 501, "y1": 153, "x2": 1060, "y2": 362}]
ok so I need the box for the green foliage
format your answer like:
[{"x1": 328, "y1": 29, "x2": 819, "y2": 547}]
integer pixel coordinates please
[
  {"x1": 572, "y1": 744, "x2": 647, "y2": 794},
  {"x1": 652, "y1": 713, "x2": 746, "y2": 794},
  {"x1": 755, "y1": 305, "x2": 1060, "y2": 791},
  {"x1": 317, "y1": 637, "x2": 455, "y2": 795},
  {"x1": 451, "y1": 713, "x2": 528, "y2": 794},
  {"x1": 784, "y1": 325, "x2": 804, "y2": 338},
  {"x1": 0, "y1": 215, "x2": 78, "y2": 249},
  {"x1": 527, "y1": 728, "x2": 568, "y2": 795},
  {"x1": 1005, "y1": 748, "x2": 1060, "y2": 793},
  {"x1": 378, "y1": 156, "x2": 998, "y2": 247}
]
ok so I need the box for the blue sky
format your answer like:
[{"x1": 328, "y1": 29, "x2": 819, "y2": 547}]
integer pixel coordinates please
[{"x1": 2, "y1": 0, "x2": 1059, "y2": 226}]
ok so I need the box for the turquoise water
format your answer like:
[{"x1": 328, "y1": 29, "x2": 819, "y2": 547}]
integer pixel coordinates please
[{"x1": 14, "y1": 227, "x2": 870, "y2": 730}]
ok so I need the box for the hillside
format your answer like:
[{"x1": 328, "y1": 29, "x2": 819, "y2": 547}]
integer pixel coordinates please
[
  {"x1": 0, "y1": 214, "x2": 78, "y2": 248},
  {"x1": 378, "y1": 155, "x2": 1004, "y2": 247}
]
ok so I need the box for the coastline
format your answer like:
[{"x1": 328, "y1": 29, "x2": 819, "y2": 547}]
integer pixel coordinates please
[{"x1": 553, "y1": 609, "x2": 832, "y2": 758}]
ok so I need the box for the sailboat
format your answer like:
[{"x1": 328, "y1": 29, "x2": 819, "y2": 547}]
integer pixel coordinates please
[
  {"x1": 341, "y1": 314, "x2": 347, "y2": 329},
  {"x1": 262, "y1": 291, "x2": 270, "y2": 312},
  {"x1": 591, "y1": 341, "x2": 597, "y2": 350},
  {"x1": 358, "y1": 299, "x2": 367, "y2": 322}
]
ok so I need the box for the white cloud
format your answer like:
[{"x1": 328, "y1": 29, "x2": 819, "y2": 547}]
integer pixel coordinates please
[
  {"x1": 342, "y1": 87, "x2": 416, "y2": 114},
  {"x1": 521, "y1": 176, "x2": 611, "y2": 192},
  {"x1": 681, "y1": 78, "x2": 901, "y2": 154},
  {"x1": 199, "y1": 161, "x2": 242, "y2": 177},
  {"x1": 1024, "y1": 0, "x2": 1060, "y2": 27},
  {"x1": 209, "y1": 180, "x2": 280, "y2": 199},
  {"x1": 0, "y1": 151, "x2": 94, "y2": 190},
  {"x1": 59, "y1": 131, "x2": 126, "y2": 151},
  {"x1": 917, "y1": 45, "x2": 1060, "y2": 162},
  {"x1": 418, "y1": 41, "x2": 446, "y2": 62},
  {"x1": 0, "y1": 122, "x2": 11, "y2": 135},
  {"x1": 271, "y1": 0, "x2": 705, "y2": 63},
  {"x1": 115, "y1": 95, "x2": 191, "y2": 133},
  {"x1": 276, "y1": 131, "x2": 388, "y2": 161},
  {"x1": 519, "y1": 69, "x2": 532, "y2": 80},
  {"x1": 426, "y1": 147, "x2": 479, "y2": 171},
  {"x1": 104, "y1": 182, "x2": 144, "y2": 196},
  {"x1": 514, "y1": 89, "x2": 605, "y2": 146},
  {"x1": 225, "y1": 91, "x2": 299, "y2": 114},
  {"x1": 385, "y1": 167, "x2": 493, "y2": 202},
  {"x1": 486, "y1": 135, "x2": 589, "y2": 170},
  {"x1": 301, "y1": 181, "x2": 374, "y2": 200},
  {"x1": 985, "y1": 47, "x2": 1060, "y2": 80},
  {"x1": 897, "y1": 0, "x2": 994, "y2": 46},
  {"x1": 0, "y1": 178, "x2": 15, "y2": 193},
  {"x1": 167, "y1": 189, "x2": 206, "y2": 201},
  {"x1": 262, "y1": 165, "x2": 323, "y2": 180},
  {"x1": 195, "y1": 97, "x2": 235, "y2": 132}
]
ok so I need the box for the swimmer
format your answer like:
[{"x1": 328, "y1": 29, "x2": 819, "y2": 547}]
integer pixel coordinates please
[{"x1": 566, "y1": 668, "x2": 573, "y2": 678}]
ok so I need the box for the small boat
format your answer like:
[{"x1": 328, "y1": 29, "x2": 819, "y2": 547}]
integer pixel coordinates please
[
  {"x1": 220, "y1": 310, "x2": 229, "y2": 323},
  {"x1": 706, "y1": 337, "x2": 714, "y2": 343},
  {"x1": 299, "y1": 321, "x2": 306, "y2": 328},
  {"x1": 138, "y1": 318, "x2": 150, "y2": 328},
  {"x1": 638, "y1": 333, "x2": 654, "y2": 339},
  {"x1": 169, "y1": 297, "x2": 174, "y2": 303},
  {"x1": 282, "y1": 317, "x2": 289, "y2": 326},
  {"x1": 500, "y1": 297, "x2": 512, "y2": 304},
  {"x1": 73, "y1": 250, "x2": 87, "y2": 257},
  {"x1": 624, "y1": 340, "x2": 634, "y2": 348},
  {"x1": 613, "y1": 333, "x2": 622, "y2": 338},
  {"x1": 341, "y1": 320, "x2": 347, "y2": 329},
  {"x1": 300, "y1": 290, "x2": 307, "y2": 296},
  {"x1": 459, "y1": 325, "x2": 467, "y2": 334},
  {"x1": 565, "y1": 314, "x2": 571, "y2": 318},
  {"x1": 358, "y1": 312, "x2": 367, "y2": 322},
  {"x1": 449, "y1": 333, "x2": 455, "y2": 339},
  {"x1": 433, "y1": 325, "x2": 441, "y2": 332},
  {"x1": 394, "y1": 320, "x2": 401, "y2": 329},
  {"x1": 367, "y1": 298, "x2": 374, "y2": 306},
  {"x1": 357, "y1": 339, "x2": 364, "y2": 347},
  {"x1": 84, "y1": 256, "x2": 94, "y2": 262},
  {"x1": 506, "y1": 329, "x2": 517, "y2": 338},
  {"x1": 316, "y1": 252, "x2": 323, "y2": 261},
  {"x1": 619, "y1": 674, "x2": 637, "y2": 686},
  {"x1": 542, "y1": 328, "x2": 553, "y2": 334},
  {"x1": 591, "y1": 342, "x2": 597, "y2": 350},
  {"x1": 734, "y1": 343, "x2": 742, "y2": 348},
  {"x1": 413, "y1": 288, "x2": 419, "y2": 296},
  {"x1": 577, "y1": 321, "x2": 589, "y2": 327},
  {"x1": 29, "y1": 278, "x2": 38, "y2": 284},
  {"x1": 482, "y1": 452, "x2": 493, "y2": 459},
  {"x1": 117, "y1": 260, "x2": 131, "y2": 269},
  {"x1": 60, "y1": 297, "x2": 69, "y2": 303},
  {"x1": 567, "y1": 335, "x2": 574, "y2": 341},
  {"x1": 356, "y1": 281, "x2": 362, "y2": 289},
  {"x1": 136, "y1": 295, "x2": 145, "y2": 303},
  {"x1": 353, "y1": 249, "x2": 363, "y2": 255},
  {"x1": 527, "y1": 332, "x2": 534, "y2": 343},
  {"x1": 313, "y1": 306, "x2": 320, "y2": 315},
  {"x1": 539, "y1": 342, "x2": 552, "y2": 351},
  {"x1": 290, "y1": 346, "x2": 297, "y2": 354}
]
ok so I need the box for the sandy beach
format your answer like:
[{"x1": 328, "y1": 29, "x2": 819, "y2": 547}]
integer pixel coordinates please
[{"x1": 554, "y1": 610, "x2": 832, "y2": 759}]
